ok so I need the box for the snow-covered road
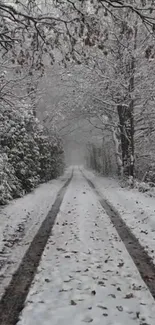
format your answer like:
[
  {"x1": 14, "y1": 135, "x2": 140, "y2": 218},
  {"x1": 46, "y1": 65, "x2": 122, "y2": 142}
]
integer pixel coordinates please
[
  {"x1": 0, "y1": 169, "x2": 72, "y2": 300},
  {"x1": 83, "y1": 169, "x2": 155, "y2": 264},
  {"x1": 17, "y1": 168, "x2": 155, "y2": 325}
]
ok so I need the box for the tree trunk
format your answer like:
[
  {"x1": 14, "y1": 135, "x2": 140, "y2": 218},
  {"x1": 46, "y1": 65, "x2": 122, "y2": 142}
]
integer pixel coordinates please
[
  {"x1": 117, "y1": 102, "x2": 134, "y2": 177},
  {"x1": 128, "y1": 55, "x2": 135, "y2": 177},
  {"x1": 112, "y1": 126, "x2": 123, "y2": 177}
]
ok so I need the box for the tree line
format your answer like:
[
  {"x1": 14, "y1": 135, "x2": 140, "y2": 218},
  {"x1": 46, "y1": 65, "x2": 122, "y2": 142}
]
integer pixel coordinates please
[{"x1": 1, "y1": 0, "x2": 155, "y2": 204}]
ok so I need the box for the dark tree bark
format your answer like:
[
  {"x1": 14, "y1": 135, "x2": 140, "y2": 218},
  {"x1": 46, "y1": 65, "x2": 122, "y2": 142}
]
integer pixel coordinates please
[{"x1": 117, "y1": 99, "x2": 134, "y2": 177}]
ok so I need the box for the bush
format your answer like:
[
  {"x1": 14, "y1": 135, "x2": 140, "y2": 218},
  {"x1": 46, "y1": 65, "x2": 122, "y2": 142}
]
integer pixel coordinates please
[
  {"x1": 0, "y1": 154, "x2": 23, "y2": 204},
  {"x1": 0, "y1": 104, "x2": 64, "y2": 205}
]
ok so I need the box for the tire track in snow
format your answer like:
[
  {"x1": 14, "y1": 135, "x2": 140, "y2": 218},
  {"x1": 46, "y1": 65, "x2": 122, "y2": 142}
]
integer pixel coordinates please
[
  {"x1": 0, "y1": 171, "x2": 73, "y2": 325},
  {"x1": 82, "y1": 170, "x2": 155, "y2": 300}
]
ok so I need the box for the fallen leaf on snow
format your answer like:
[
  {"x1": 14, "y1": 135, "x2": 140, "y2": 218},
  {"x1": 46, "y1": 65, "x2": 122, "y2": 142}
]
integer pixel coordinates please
[
  {"x1": 57, "y1": 247, "x2": 66, "y2": 252},
  {"x1": 136, "y1": 311, "x2": 140, "y2": 318},
  {"x1": 132, "y1": 284, "x2": 142, "y2": 291},
  {"x1": 116, "y1": 306, "x2": 123, "y2": 312},
  {"x1": 124, "y1": 293, "x2": 134, "y2": 299},
  {"x1": 108, "y1": 294, "x2": 116, "y2": 298},
  {"x1": 117, "y1": 287, "x2": 121, "y2": 291},
  {"x1": 64, "y1": 279, "x2": 72, "y2": 283},
  {"x1": 118, "y1": 262, "x2": 124, "y2": 267},
  {"x1": 59, "y1": 289, "x2": 68, "y2": 292},
  {"x1": 97, "y1": 305, "x2": 108, "y2": 310},
  {"x1": 98, "y1": 281, "x2": 105, "y2": 286},
  {"x1": 70, "y1": 299, "x2": 77, "y2": 306},
  {"x1": 140, "y1": 230, "x2": 148, "y2": 234}
]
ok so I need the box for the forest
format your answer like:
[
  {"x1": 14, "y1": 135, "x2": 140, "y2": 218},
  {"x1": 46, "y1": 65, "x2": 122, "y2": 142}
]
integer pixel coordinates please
[{"x1": 0, "y1": 0, "x2": 155, "y2": 204}]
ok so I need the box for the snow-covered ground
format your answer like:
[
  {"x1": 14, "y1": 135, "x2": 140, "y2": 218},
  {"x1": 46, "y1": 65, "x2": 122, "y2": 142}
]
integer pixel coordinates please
[
  {"x1": 18, "y1": 169, "x2": 155, "y2": 325},
  {"x1": 0, "y1": 168, "x2": 72, "y2": 299},
  {"x1": 83, "y1": 169, "x2": 155, "y2": 265}
]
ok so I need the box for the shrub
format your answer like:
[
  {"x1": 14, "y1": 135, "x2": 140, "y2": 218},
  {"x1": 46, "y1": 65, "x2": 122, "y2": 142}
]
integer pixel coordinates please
[{"x1": 0, "y1": 104, "x2": 64, "y2": 205}]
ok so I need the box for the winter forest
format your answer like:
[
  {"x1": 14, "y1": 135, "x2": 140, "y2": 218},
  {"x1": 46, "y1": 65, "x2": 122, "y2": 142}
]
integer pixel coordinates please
[{"x1": 1, "y1": 0, "x2": 155, "y2": 204}]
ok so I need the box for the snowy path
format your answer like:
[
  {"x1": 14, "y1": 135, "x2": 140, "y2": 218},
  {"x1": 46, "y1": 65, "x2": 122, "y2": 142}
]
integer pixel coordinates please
[
  {"x1": 0, "y1": 169, "x2": 72, "y2": 299},
  {"x1": 83, "y1": 169, "x2": 155, "y2": 264},
  {"x1": 17, "y1": 169, "x2": 155, "y2": 325}
]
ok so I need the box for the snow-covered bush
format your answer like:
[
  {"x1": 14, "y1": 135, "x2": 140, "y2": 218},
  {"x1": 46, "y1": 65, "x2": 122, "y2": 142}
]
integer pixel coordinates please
[
  {"x1": 0, "y1": 153, "x2": 23, "y2": 204},
  {"x1": 0, "y1": 104, "x2": 64, "y2": 205},
  {"x1": 137, "y1": 182, "x2": 151, "y2": 193},
  {"x1": 145, "y1": 164, "x2": 155, "y2": 184}
]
